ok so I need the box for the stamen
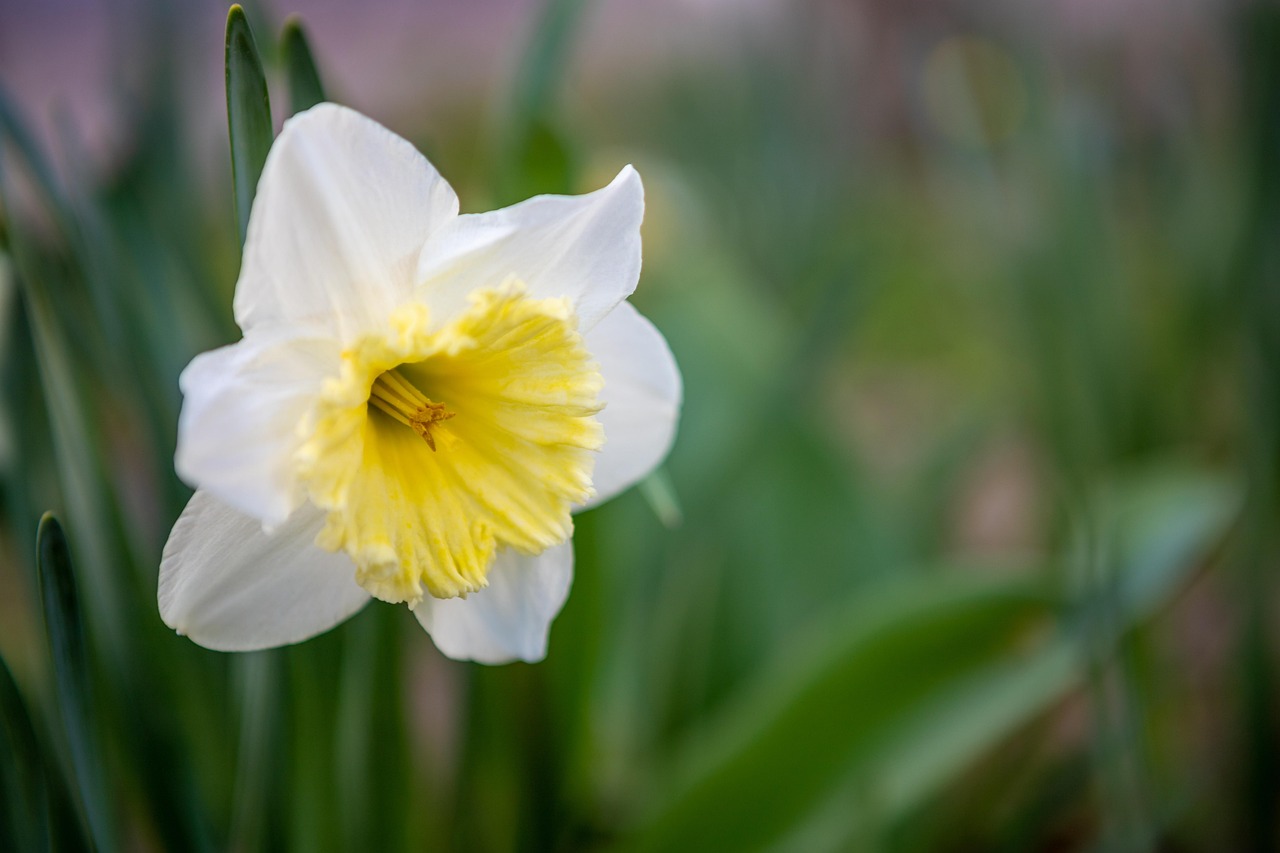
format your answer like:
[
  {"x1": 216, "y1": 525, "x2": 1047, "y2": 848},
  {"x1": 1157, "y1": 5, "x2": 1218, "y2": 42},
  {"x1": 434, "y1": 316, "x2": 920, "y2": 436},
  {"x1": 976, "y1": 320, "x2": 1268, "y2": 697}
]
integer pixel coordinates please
[{"x1": 370, "y1": 368, "x2": 455, "y2": 450}]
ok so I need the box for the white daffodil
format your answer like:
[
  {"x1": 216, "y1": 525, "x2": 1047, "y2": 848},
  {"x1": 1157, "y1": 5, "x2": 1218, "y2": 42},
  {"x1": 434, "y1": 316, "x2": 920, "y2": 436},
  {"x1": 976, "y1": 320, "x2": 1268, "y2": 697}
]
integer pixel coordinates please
[{"x1": 158, "y1": 103, "x2": 680, "y2": 664}]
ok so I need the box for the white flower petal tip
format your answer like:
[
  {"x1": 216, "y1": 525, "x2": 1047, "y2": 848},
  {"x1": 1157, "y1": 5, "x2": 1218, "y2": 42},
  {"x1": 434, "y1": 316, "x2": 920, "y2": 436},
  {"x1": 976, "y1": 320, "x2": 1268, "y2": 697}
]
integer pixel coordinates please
[
  {"x1": 415, "y1": 164, "x2": 645, "y2": 332},
  {"x1": 233, "y1": 102, "x2": 460, "y2": 340},
  {"x1": 413, "y1": 542, "x2": 574, "y2": 664},
  {"x1": 582, "y1": 300, "x2": 683, "y2": 508},
  {"x1": 158, "y1": 491, "x2": 370, "y2": 652}
]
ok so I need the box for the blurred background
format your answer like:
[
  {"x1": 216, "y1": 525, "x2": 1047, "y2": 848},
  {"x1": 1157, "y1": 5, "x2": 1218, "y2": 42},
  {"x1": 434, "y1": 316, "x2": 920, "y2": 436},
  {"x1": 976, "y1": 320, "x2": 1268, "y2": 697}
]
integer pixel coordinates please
[{"x1": 0, "y1": 0, "x2": 1276, "y2": 850}]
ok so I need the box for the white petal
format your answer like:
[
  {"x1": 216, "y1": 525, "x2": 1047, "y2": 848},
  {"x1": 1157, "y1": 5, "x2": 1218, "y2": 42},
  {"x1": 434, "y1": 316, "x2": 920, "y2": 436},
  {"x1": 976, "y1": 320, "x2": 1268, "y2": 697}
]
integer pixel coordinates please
[
  {"x1": 413, "y1": 542, "x2": 573, "y2": 664},
  {"x1": 582, "y1": 301, "x2": 682, "y2": 508},
  {"x1": 234, "y1": 103, "x2": 460, "y2": 341},
  {"x1": 415, "y1": 166, "x2": 643, "y2": 331},
  {"x1": 175, "y1": 328, "x2": 340, "y2": 526},
  {"x1": 159, "y1": 491, "x2": 369, "y2": 651}
]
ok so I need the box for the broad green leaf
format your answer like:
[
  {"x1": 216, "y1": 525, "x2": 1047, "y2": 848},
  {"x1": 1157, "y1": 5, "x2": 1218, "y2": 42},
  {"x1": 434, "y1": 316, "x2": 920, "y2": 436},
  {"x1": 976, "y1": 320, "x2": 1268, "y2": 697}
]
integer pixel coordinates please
[
  {"x1": 628, "y1": 574, "x2": 1057, "y2": 852},
  {"x1": 0, "y1": 653, "x2": 51, "y2": 852},
  {"x1": 37, "y1": 514, "x2": 113, "y2": 852},
  {"x1": 281, "y1": 16, "x2": 327, "y2": 116},
  {"x1": 769, "y1": 642, "x2": 1081, "y2": 853},
  {"x1": 628, "y1": 463, "x2": 1238, "y2": 852},
  {"x1": 225, "y1": 4, "x2": 273, "y2": 246},
  {"x1": 776, "y1": 465, "x2": 1241, "y2": 851}
]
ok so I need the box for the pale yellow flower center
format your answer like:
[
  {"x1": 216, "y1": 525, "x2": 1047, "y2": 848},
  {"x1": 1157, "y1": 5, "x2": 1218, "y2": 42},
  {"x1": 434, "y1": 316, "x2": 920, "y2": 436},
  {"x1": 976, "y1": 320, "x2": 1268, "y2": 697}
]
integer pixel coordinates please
[{"x1": 295, "y1": 283, "x2": 603, "y2": 606}]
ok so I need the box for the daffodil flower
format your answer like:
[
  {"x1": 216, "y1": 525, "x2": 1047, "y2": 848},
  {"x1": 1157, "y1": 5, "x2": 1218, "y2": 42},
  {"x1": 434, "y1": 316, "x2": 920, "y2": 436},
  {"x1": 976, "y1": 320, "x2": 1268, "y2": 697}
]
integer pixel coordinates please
[{"x1": 158, "y1": 104, "x2": 680, "y2": 663}]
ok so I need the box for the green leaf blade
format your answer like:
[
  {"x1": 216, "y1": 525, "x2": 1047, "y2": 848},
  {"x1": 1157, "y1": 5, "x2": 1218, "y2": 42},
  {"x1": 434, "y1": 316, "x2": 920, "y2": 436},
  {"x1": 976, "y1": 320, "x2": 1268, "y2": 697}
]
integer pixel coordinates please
[
  {"x1": 36, "y1": 514, "x2": 113, "y2": 852},
  {"x1": 225, "y1": 4, "x2": 273, "y2": 247},
  {"x1": 281, "y1": 16, "x2": 327, "y2": 116},
  {"x1": 630, "y1": 575, "x2": 1058, "y2": 852},
  {"x1": 0, "y1": 653, "x2": 51, "y2": 853}
]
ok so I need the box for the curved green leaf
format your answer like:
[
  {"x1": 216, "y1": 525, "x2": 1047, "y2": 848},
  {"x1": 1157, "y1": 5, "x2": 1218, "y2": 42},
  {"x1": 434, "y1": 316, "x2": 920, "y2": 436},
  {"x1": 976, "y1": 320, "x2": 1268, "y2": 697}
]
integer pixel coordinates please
[
  {"x1": 226, "y1": 4, "x2": 273, "y2": 246},
  {"x1": 629, "y1": 574, "x2": 1057, "y2": 852}
]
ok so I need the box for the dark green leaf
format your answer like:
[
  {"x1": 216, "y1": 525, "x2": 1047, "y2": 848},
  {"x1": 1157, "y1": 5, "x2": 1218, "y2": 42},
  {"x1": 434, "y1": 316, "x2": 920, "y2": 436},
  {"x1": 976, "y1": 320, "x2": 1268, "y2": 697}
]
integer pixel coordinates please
[
  {"x1": 0, "y1": 156, "x2": 128, "y2": 670},
  {"x1": 37, "y1": 513, "x2": 113, "y2": 852},
  {"x1": 0, "y1": 653, "x2": 51, "y2": 852},
  {"x1": 225, "y1": 4, "x2": 273, "y2": 246},
  {"x1": 281, "y1": 16, "x2": 327, "y2": 116}
]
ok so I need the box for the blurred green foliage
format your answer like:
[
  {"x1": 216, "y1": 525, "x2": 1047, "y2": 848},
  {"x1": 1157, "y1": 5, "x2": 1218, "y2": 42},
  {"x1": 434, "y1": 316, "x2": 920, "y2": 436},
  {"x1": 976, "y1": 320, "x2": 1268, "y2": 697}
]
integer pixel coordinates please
[{"x1": 0, "y1": 1, "x2": 1273, "y2": 851}]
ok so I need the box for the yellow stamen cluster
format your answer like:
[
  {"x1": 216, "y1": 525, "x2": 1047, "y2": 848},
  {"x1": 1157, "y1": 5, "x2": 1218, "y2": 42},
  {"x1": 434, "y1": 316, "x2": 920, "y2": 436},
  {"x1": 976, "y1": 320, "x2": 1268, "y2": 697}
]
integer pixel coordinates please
[{"x1": 368, "y1": 368, "x2": 455, "y2": 450}]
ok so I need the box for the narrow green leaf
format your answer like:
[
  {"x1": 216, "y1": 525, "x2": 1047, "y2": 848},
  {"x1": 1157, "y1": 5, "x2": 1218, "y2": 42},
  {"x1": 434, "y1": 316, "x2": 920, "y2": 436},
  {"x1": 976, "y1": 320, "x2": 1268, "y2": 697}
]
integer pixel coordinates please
[
  {"x1": 225, "y1": 4, "x2": 273, "y2": 246},
  {"x1": 36, "y1": 514, "x2": 113, "y2": 852},
  {"x1": 229, "y1": 652, "x2": 283, "y2": 853},
  {"x1": 335, "y1": 612, "x2": 379, "y2": 851},
  {"x1": 281, "y1": 15, "x2": 327, "y2": 116},
  {"x1": 0, "y1": 653, "x2": 51, "y2": 853},
  {"x1": 0, "y1": 178, "x2": 128, "y2": 671},
  {"x1": 0, "y1": 87, "x2": 74, "y2": 227},
  {"x1": 499, "y1": 0, "x2": 587, "y2": 201},
  {"x1": 508, "y1": 118, "x2": 574, "y2": 200},
  {"x1": 510, "y1": 0, "x2": 587, "y2": 129}
]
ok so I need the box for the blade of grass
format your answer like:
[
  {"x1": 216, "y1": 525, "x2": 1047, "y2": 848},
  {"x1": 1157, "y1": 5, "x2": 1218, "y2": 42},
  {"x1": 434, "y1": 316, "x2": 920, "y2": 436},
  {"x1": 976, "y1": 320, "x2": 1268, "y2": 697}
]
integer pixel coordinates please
[
  {"x1": 226, "y1": 4, "x2": 273, "y2": 246},
  {"x1": 511, "y1": 0, "x2": 587, "y2": 127},
  {"x1": 0, "y1": 652, "x2": 51, "y2": 852},
  {"x1": 37, "y1": 514, "x2": 113, "y2": 852},
  {"x1": 223, "y1": 12, "x2": 289, "y2": 850},
  {"x1": 498, "y1": 0, "x2": 587, "y2": 202},
  {"x1": 281, "y1": 15, "x2": 326, "y2": 116}
]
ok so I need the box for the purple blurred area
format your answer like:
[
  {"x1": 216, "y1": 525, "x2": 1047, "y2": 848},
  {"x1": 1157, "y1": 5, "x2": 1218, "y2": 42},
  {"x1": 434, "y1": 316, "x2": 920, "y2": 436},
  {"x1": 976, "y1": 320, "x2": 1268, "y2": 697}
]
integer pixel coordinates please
[
  {"x1": 0, "y1": 0, "x2": 1240, "y2": 182},
  {"x1": 0, "y1": 0, "x2": 785, "y2": 184}
]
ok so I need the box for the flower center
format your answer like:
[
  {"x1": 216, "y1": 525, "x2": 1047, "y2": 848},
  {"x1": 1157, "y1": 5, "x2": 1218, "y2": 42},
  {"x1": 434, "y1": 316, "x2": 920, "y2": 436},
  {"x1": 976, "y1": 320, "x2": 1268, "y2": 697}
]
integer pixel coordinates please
[
  {"x1": 295, "y1": 283, "x2": 603, "y2": 606},
  {"x1": 368, "y1": 368, "x2": 455, "y2": 451}
]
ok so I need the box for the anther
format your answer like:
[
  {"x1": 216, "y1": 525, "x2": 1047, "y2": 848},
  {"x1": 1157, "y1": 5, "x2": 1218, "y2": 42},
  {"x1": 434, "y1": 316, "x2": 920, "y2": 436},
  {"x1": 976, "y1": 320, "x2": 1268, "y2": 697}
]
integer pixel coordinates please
[{"x1": 370, "y1": 369, "x2": 455, "y2": 450}]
